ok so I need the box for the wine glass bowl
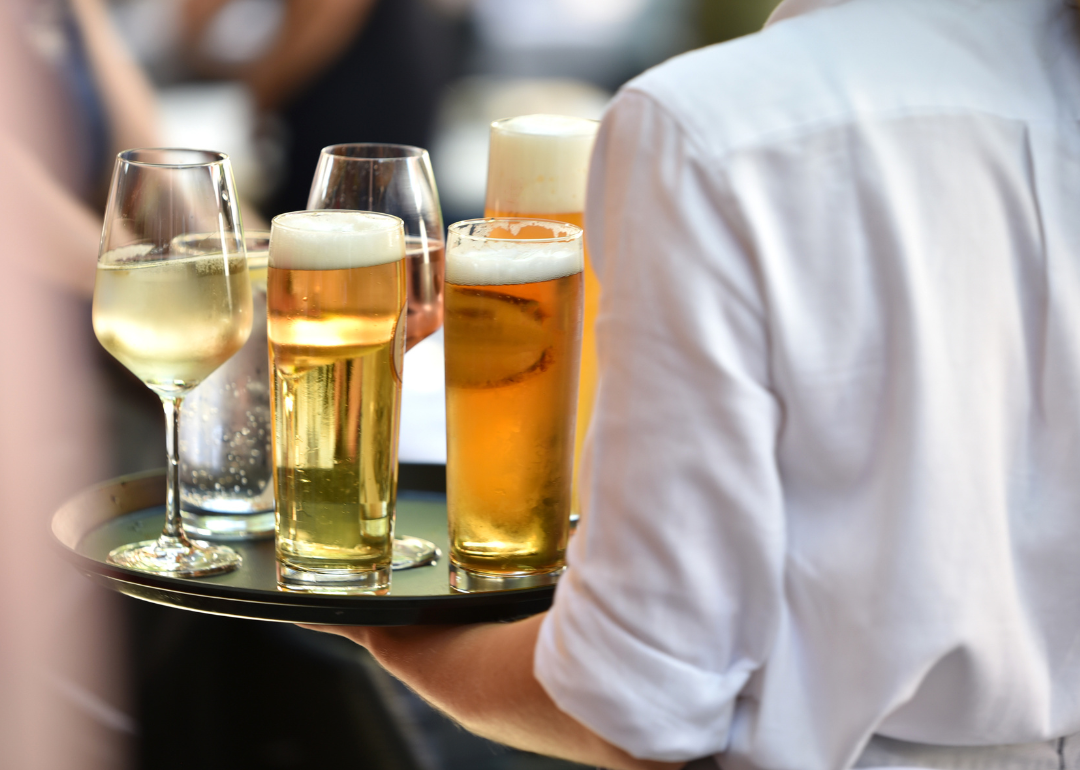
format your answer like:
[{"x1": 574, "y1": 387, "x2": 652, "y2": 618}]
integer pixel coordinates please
[
  {"x1": 95, "y1": 234, "x2": 251, "y2": 395},
  {"x1": 308, "y1": 143, "x2": 445, "y2": 352}
]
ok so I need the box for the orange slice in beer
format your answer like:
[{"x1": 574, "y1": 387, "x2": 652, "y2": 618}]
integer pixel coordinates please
[{"x1": 445, "y1": 287, "x2": 551, "y2": 389}]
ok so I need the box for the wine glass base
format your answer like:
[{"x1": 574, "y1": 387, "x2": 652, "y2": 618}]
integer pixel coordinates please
[
  {"x1": 392, "y1": 536, "x2": 440, "y2": 570},
  {"x1": 106, "y1": 537, "x2": 242, "y2": 577},
  {"x1": 448, "y1": 564, "x2": 565, "y2": 593}
]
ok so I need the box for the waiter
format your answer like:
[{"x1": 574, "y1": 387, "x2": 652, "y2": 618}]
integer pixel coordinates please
[{"x1": 315, "y1": 0, "x2": 1080, "y2": 768}]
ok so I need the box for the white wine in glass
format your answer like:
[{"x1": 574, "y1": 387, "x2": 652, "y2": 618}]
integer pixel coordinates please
[
  {"x1": 94, "y1": 254, "x2": 251, "y2": 391},
  {"x1": 93, "y1": 149, "x2": 253, "y2": 577}
]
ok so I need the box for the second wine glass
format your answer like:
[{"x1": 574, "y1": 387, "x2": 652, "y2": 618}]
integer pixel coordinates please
[{"x1": 307, "y1": 143, "x2": 445, "y2": 570}]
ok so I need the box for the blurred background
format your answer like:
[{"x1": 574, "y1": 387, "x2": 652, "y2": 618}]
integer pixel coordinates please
[{"x1": 1, "y1": 1, "x2": 780, "y2": 768}]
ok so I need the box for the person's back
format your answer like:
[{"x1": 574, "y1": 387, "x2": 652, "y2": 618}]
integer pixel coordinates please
[{"x1": 534, "y1": 1, "x2": 1080, "y2": 768}]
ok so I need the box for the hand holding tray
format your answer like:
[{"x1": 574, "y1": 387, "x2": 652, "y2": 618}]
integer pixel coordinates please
[{"x1": 52, "y1": 470, "x2": 555, "y2": 626}]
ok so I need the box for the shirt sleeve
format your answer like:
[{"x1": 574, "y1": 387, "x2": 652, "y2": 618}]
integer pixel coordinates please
[{"x1": 534, "y1": 88, "x2": 786, "y2": 762}]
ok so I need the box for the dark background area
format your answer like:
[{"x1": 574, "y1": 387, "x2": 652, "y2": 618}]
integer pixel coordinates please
[{"x1": 121, "y1": 467, "x2": 592, "y2": 770}]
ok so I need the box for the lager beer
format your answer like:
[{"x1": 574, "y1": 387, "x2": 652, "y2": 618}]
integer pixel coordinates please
[
  {"x1": 444, "y1": 219, "x2": 584, "y2": 591},
  {"x1": 485, "y1": 114, "x2": 599, "y2": 521},
  {"x1": 268, "y1": 211, "x2": 406, "y2": 592}
]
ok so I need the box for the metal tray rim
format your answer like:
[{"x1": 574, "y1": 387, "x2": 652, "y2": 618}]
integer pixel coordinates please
[{"x1": 52, "y1": 470, "x2": 556, "y2": 625}]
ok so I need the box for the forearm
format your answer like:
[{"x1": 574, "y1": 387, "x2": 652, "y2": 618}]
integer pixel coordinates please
[
  {"x1": 69, "y1": 0, "x2": 160, "y2": 158},
  {"x1": 0, "y1": 135, "x2": 100, "y2": 296},
  {"x1": 318, "y1": 614, "x2": 683, "y2": 770},
  {"x1": 242, "y1": 0, "x2": 376, "y2": 112}
]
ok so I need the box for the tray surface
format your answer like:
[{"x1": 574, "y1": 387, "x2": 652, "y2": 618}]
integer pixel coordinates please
[{"x1": 52, "y1": 470, "x2": 555, "y2": 625}]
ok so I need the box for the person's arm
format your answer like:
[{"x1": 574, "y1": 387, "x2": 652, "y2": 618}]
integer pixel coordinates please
[
  {"x1": 78, "y1": 0, "x2": 270, "y2": 230},
  {"x1": 183, "y1": 0, "x2": 377, "y2": 112},
  {"x1": 0, "y1": 0, "x2": 136, "y2": 297},
  {"x1": 310, "y1": 615, "x2": 684, "y2": 770},
  {"x1": 69, "y1": 0, "x2": 160, "y2": 159},
  {"x1": 0, "y1": 135, "x2": 101, "y2": 296},
  {"x1": 245, "y1": 0, "x2": 376, "y2": 111},
  {"x1": 315, "y1": 88, "x2": 780, "y2": 768}
]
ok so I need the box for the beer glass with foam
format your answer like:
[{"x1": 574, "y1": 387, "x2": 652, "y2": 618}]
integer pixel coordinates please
[
  {"x1": 269, "y1": 211, "x2": 407, "y2": 593},
  {"x1": 444, "y1": 218, "x2": 584, "y2": 592},
  {"x1": 485, "y1": 115, "x2": 599, "y2": 524}
]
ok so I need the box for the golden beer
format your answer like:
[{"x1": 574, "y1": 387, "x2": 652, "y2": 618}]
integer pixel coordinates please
[
  {"x1": 268, "y1": 211, "x2": 406, "y2": 592},
  {"x1": 485, "y1": 114, "x2": 599, "y2": 521},
  {"x1": 444, "y1": 219, "x2": 584, "y2": 590}
]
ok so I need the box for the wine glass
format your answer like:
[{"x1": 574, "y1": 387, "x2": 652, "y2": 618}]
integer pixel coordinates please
[
  {"x1": 93, "y1": 149, "x2": 254, "y2": 576},
  {"x1": 307, "y1": 143, "x2": 445, "y2": 570}
]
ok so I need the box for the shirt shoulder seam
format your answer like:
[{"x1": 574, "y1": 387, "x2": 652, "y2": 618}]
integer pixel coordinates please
[{"x1": 619, "y1": 87, "x2": 1057, "y2": 167}]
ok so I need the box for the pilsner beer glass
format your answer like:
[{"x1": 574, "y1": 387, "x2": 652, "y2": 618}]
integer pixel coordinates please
[
  {"x1": 308, "y1": 143, "x2": 444, "y2": 569},
  {"x1": 179, "y1": 231, "x2": 274, "y2": 539},
  {"x1": 93, "y1": 149, "x2": 252, "y2": 576},
  {"x1": 484, "y1": 115, "x2": 599, "y2": 524},
  {"x1": 269, "y1": 211, "x2": 407, "y2": 593},
  {"x1": 444, "y1": 219, "x2": 584, "y2": 592}
]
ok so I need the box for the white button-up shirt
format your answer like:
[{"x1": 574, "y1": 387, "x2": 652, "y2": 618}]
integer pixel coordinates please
[{"x1": 534, "y1": 1, "x2": 1080, "y2": 768}]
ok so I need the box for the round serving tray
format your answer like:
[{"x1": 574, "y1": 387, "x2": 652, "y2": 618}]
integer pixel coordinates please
[{"x1": 52, "y1": 470, "x2": 555, "y2": 625}]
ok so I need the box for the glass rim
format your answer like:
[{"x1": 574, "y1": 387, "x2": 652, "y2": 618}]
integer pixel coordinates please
[
  {"x1": 448, "y1": 218, "x2": 583, "y2": 245},
  {"x1": 117, "y1": 148, "x2": 230, "y2": 168},
  {"x1": 271, "y1": 209, "x2": 405, "y2": 234},
  {"x1": 490, "y1": 114, "x2": 600, "y2": 137},
  {"x1": 320, "y1": 143, "x2": 429, "y2": 161}
]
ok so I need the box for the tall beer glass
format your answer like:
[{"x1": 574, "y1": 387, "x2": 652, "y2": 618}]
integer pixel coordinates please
[
  {"x1": 444, "y1": 219, "x2": 583, "y2": 592},
  {"x1": 93, "y1": 149, "x2": 252, "y2": 576},
  {"x1": 484, "y1": 115, "x2": 599, "y2": 524},
  {"x1": 308, "y1": 144, "x2": 444, "y2": 570},
  {"x1": 269, "y1": 211, "x2": 407, "y2": 593}
]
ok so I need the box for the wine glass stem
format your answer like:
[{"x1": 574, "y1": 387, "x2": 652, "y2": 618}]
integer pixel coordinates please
[{"x1": 161, "y1": 395, "x2": 190, "y2": 545}]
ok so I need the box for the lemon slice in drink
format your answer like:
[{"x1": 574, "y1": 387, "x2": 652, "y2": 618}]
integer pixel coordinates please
[{"x1": 445, "y1": 287, "x2": 552, "y2": 389}]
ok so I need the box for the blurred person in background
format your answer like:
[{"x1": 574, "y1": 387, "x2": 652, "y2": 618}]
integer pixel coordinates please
[
  {"x1": 429, "y1": 0, "x2": 698, "y2": 223},
  {"x1": 3, "y1": 0, "x2": 158, "y2": 296},
  {"x1": 696, "y1": 0, "x2": 782, "y2": 47},
  {"x1": 468, "y1": 0, "x2": 694, "y2": 92},
  {"x1": 311, "y1": 1, "x2": 1080, "y2": 769},
  {"x1": 180, "y1": 0, "x2": 461, "y2": 217},
  {"x1": 0, "y1": 0, "x2": 159, "y2": 767}
]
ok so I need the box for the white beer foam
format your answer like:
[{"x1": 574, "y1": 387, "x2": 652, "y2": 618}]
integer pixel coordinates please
[
  {"x1": 486, "y1": 114, "x2": 599, "y2": 215},
  {"x1": 447, "y1": 242, "x2": 583, "y2": 286},
  {"x1": 270, "y1": 211, "x2": 404, "y2": 270}
]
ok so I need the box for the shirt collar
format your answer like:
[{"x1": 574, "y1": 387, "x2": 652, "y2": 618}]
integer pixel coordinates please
[{"x1": 765, "y1": 0, "x2": 860, "y2": 26}]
